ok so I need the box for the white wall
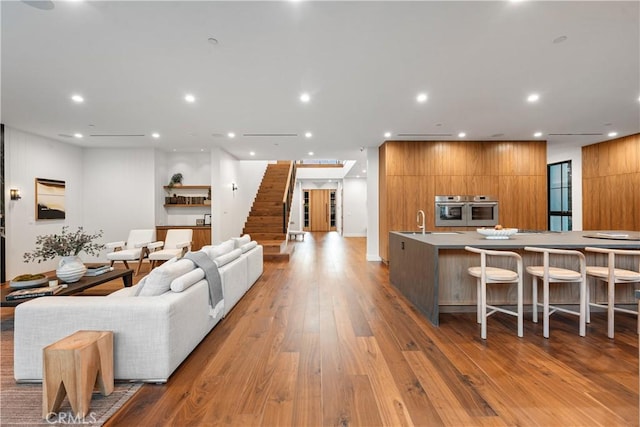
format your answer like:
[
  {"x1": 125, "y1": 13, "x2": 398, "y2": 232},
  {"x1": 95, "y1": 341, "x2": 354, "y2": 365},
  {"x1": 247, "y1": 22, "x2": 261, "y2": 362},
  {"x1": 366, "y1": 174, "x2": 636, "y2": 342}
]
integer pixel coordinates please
[
  {"x1": 366, "y1": 148, "x2": 380, "y2": 261},
  {"x1": 238, "y1": 159, "x2": 269, "y2": 233},
  {"x1": 547, "y1": 141, "x2": 583, "y2": 231},
  {"x1": 82, "y1": 148, "x2": 157, "y2": 262},
  {"x1": 4, "y1": 128, "x2": 85, "y2": 276},
  {"x1": 211, "y1": 149, "x2": 268, "y2": 243},
  {"x1": 343, "y1": 178, "x2": 367, "y2": 237}
]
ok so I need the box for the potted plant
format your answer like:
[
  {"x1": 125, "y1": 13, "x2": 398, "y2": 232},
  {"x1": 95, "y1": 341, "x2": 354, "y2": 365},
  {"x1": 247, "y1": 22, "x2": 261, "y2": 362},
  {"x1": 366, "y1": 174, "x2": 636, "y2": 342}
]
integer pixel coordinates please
[
  {"x1": 23, "y1": 226, "x2": 105, "y2": 283},
  {"x1": 168, "y1": 173, "x2": 183, "y2": 188}
]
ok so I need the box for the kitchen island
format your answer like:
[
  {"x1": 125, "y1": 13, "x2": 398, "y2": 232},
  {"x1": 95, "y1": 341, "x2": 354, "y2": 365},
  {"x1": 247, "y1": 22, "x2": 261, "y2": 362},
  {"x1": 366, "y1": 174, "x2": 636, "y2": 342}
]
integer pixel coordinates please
[{"x1": 389, "y1": 230, "x2": 640, "y2": 325}]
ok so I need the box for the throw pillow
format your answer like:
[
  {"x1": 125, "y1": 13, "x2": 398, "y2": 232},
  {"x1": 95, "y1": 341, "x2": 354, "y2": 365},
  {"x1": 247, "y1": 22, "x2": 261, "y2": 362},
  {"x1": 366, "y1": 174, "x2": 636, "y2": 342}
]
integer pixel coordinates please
[
  {"x1": 240, "y1": 241, "x2": 258, "y2": 253},
  {"x1": 232, "y1": 234, "x2": 251, "y2": 249},
  {"x1": 170, "y1": 268, "x2": 205, "y2": 292},
  {"x1": 214, "y1": 248, "x2": 242, "y2": 267},
  {"x1": 137, "y1": 258, "x2": 195, "y2": 296},
  {"x1": 202, "y1": 240, "x2": 235, "y2": 260}
]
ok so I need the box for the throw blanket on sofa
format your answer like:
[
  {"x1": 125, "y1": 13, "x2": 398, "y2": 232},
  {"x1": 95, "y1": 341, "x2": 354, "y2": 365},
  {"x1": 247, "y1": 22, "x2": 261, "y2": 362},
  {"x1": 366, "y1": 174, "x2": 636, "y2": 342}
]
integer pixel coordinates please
[{"x1": 184, "y1": 251, "x2": 224, "y2": 318}]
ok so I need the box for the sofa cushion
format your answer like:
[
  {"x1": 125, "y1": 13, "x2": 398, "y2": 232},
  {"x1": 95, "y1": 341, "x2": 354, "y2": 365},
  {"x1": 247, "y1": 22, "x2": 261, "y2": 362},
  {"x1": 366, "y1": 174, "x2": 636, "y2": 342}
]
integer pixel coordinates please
[
  {"x1": 170, "y1": 268, "x2": 205, "y2": 292},
  {"x1": 232, "y1": 234, "x2": 251, "y2": 249},
  {"x1": 214, "y1": 248, "x2": 242, "y2": 268},
  {"x1": 201, "y1": 240, "x2": 235, "y2": 260},
  {"x1": 240, "y1": 241, "x2": 258, "y2": 254},
  {"x1": 136, "y1": 258, "x2": 195, "y2": 296}
]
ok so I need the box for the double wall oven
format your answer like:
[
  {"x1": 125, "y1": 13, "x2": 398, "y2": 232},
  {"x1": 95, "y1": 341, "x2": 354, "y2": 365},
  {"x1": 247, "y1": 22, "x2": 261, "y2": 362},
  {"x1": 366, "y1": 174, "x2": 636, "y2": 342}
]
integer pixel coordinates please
[{"x1": 435, "y1": 195, "x2": 499, "y2": 227}]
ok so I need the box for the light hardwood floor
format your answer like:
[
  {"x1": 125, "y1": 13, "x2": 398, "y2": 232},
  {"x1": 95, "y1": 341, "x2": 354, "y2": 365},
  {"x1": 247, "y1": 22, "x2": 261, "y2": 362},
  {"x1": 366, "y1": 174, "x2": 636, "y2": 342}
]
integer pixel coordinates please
[{"x1": 4, "y1": 233, "x2": 639, "y2": 425}]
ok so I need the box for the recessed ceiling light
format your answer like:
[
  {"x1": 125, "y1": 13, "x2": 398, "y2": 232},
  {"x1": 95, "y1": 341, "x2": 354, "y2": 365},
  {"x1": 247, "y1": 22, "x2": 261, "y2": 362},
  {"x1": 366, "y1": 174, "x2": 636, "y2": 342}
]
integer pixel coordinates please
[
  {"x1": 300, "y1": 92, "x2": 311, "y2": 103},
  {"x1": 384, "y1": 132, "x2": 391, "y2": 138},
  {"x1": 362, "y1": 169, "x2": 366, "y2": 173},
  {"x1": 356, "y1": 175, "x2": 360, "y2": 178},
  {"x1": 151, "y1": 132, "x2": 160, "y2": 138},
  {"x1": 172, "y1": 148, "x2": 177, "y2": 152},
  {"x1": 308, "y1": 151, "x2": 314, "y2": 156},
  {"x1": 249, "y1": 151, "x2": 255, "y2": 156},
  {"x1": 458, "y1": 132, "x2": 466, "y2": 138},
  {"x1": 534, "y1": 131, "x2": 543, "y2": 137},
  {"x1": 185, "y1": 94, "x2": 196, "y2": 103},
  {"x1": 73, "y1": 133, "x2": 83, "y2": 138},
  {"x1": 71, "y1": 94, "x2": 84, "y2": 103},
  {"x1": 416, "y1": 93, "x2": 428, "y2": 103},
  {"x1": 227, "y1": 132, "x2": 236, "y2": 138},
  {"x1": 608, "y1": 131, "x2": 618, "y2": 137},
  {"x1": 200, "y1": 148, "x2": 205, "y2": 152},
  {"x1": 527, "y1": 93, "x2": 540, "y2": 103},
  {"x1": 305, "y1": 132, "x2": 312, "y2": 138}
]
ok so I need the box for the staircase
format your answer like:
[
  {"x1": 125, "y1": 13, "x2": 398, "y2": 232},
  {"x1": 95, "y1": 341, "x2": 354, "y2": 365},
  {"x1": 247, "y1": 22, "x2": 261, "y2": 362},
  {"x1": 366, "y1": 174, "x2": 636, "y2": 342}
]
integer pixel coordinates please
[{"x1": 242, "y1": 162, "x2": 296, "y2": 261}]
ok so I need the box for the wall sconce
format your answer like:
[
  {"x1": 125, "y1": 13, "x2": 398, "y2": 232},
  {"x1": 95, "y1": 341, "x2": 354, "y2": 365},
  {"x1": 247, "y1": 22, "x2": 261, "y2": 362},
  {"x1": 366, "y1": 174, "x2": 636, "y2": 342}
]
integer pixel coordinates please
[
  {"x1": 231, "y1": 183, "x2": 238, "y2": 192},
  {"x1": 10, "y1": 188, "x2": 21, "y2": 200}
]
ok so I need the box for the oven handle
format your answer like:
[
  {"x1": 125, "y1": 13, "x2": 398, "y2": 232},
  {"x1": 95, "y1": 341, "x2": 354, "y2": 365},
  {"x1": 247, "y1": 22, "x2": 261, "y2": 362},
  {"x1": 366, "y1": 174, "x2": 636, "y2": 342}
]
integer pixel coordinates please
[
  {"x1": 469, "y1": 202, "x2": 497, "y2": 206},
  {"x1": 436, "y1": 203, "x2": 465, "y2": 207}
]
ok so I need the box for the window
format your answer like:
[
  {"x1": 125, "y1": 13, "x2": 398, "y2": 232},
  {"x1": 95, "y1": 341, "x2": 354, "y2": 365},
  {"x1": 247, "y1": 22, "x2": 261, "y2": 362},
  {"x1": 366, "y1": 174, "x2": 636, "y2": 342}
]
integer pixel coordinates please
[{"x1": 548, "y1": 160, "x2": 572, "y2": 231}]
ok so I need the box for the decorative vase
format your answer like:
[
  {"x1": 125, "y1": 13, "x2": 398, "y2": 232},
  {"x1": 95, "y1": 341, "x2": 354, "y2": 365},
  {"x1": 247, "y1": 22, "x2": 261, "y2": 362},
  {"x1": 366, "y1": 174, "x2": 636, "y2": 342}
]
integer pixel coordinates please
[{"x1": 56, "y1": 256, "x2": 87, "y2": 283}]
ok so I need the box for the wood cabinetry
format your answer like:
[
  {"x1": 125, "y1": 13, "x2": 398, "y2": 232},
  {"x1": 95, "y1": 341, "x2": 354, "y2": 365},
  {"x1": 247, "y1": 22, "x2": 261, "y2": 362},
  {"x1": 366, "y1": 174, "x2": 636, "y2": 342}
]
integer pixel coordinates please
[
  {"x1": 163, "y1": 185, "x2": 211, "y2": 207},
  {"x1": 155, "y1": 226, "x2": 211, "y2": 251},
  {"x1": 582, "y1": 133, "x2": 640, "y2": 231},
  {"x1": 379, "y1": 140, "x2": 547, "y2": 261}
]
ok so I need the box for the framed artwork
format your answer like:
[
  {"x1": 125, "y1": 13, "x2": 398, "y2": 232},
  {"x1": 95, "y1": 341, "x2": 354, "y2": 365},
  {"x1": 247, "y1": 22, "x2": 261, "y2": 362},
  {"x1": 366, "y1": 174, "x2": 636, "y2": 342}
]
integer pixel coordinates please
[{"x1": 35, "y1": 178, "x2": 66, "y2": 220}]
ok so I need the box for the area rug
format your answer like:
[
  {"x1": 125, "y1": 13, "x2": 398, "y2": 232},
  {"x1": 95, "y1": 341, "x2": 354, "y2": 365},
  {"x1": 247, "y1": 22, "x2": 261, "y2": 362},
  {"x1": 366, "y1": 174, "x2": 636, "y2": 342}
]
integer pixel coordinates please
[{"x1": 0, "y1": 317, "x2": 142, "y2": 426}]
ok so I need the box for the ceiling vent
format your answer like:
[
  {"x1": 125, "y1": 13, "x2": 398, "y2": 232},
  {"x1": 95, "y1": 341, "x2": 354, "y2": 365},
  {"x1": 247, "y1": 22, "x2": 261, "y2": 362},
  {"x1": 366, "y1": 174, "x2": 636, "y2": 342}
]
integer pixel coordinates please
[
  {"x1": 547, "y1": 132, "x2": 603, "y2": 136},
  {"x1": 89, "y1": 134, "x2": 146, "y2": 137},
  {"x1": 396, "y1": 133, "x2": 453, "y2": 137},
  {"x1": 242, "y1": 133, "x2": 298, "y2": 137}
]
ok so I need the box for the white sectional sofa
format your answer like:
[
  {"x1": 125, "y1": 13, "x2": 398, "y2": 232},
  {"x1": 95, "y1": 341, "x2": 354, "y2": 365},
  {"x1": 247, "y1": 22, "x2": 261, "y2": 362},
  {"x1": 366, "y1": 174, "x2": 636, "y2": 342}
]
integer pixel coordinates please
[{"x1": 14, "y1": 236, "x2": 263, "y2": 383}]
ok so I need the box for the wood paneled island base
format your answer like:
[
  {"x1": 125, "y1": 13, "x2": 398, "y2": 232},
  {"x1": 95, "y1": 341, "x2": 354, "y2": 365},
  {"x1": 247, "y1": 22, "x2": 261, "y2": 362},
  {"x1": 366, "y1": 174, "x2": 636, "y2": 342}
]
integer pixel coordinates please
[{"x1": 389, "y1": 230, "x2": 640, "y2": 326}]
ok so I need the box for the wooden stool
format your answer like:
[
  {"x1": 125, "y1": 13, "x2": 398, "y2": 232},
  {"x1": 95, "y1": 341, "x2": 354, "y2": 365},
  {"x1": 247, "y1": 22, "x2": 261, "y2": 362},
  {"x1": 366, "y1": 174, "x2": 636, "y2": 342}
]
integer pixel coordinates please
[{"x1": 42, "y1": 330, "x2": 114, "y2": 419}]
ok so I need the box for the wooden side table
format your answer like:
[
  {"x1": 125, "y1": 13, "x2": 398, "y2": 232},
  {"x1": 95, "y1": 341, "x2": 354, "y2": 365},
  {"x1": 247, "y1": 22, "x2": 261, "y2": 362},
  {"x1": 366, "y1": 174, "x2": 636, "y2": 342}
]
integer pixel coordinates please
[{"x1": 42, "y1": 330, "x2": 114, "y2": 419}]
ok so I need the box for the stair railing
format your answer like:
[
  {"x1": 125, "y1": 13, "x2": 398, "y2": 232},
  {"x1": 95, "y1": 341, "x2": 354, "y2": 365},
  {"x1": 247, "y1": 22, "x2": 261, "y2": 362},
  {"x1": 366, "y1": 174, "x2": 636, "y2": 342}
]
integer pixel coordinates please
[{"x1": 282, "y1": 161, "x2": 297, "y2": 233}]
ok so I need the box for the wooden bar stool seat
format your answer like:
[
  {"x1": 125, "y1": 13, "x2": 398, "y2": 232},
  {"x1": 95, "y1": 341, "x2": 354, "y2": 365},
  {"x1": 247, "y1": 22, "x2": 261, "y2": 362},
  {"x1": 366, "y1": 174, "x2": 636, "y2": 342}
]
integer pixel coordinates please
[
  {"x1": 42, "y1": 330, "x2": 114, "y2": 420},
  {"x1": 465, "y1": 246, "x2": 524, "y2": 340}
]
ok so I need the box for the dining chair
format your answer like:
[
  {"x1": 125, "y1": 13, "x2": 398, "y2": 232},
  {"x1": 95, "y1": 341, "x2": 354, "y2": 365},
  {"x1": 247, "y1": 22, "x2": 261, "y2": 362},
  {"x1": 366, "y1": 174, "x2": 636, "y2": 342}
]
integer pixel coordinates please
[
  {"x1": 585, "y1": 247, "x2": 640, "y2": 338},
  {"x1": 465, "y1": 246, "x2": 523, "y2": 339}
]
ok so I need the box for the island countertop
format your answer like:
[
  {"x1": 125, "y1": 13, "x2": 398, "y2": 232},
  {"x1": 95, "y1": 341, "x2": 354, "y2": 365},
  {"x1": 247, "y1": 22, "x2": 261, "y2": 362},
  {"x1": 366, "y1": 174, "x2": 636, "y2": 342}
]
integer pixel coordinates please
[
  {"x1": 389, "y1": 230, "x2": 640, "y2": 249},
  {"x1": 388, "y1": 230, "x2": 640, "y2": 326}
]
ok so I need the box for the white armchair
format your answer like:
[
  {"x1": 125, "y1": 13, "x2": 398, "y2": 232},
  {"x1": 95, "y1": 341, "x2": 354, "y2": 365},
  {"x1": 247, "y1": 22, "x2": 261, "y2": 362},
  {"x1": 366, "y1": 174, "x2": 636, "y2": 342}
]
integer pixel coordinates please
[
  {"x1": 149, "y1": 229, "x2": 193, "y2": 269},
  {"x1": 105, "y1": 229, "x2": 156, "y2": 275}
]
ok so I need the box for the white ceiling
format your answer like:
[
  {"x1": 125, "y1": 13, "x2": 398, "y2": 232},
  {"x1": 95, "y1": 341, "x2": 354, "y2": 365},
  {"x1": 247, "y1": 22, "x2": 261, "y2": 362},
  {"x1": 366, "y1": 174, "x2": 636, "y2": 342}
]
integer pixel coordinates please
[{"x1": 2, "y1": 1, "x2": 639, "y2": 178}]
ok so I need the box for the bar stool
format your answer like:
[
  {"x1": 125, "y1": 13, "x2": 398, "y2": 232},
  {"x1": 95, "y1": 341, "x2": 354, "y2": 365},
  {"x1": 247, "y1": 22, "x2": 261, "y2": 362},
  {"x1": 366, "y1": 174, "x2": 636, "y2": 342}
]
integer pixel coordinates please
[
  {"x1": 465, "y1": 246, "x2": 523, "y2": 340},
  {"x1": 524, "y1": 246, "x2": 587, "y2": 338},
  {"x1": 585, "y1": 247, "x2": 640, "y2": 339}
]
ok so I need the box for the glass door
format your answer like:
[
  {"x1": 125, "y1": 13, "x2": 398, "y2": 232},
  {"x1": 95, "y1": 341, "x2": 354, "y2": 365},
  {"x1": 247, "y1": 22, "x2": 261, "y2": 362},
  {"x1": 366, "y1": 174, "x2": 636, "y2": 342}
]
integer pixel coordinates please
[{"x1": 548, "y1": 160, "x2": 572, "y2": 231}]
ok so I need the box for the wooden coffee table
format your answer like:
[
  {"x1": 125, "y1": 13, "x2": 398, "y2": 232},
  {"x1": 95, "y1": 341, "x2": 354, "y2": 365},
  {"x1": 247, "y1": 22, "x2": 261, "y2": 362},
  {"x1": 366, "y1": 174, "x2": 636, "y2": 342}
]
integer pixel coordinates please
[{"x1": 0, "y1": 268, "x2": 134, "y2": 307}]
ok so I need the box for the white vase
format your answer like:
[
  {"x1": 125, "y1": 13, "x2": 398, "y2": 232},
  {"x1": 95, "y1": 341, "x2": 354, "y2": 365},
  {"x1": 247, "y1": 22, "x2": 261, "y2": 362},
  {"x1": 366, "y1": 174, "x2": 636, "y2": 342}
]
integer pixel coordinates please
[{"x1": 56, "y1": 256, "x2": 87, "y2": 283}]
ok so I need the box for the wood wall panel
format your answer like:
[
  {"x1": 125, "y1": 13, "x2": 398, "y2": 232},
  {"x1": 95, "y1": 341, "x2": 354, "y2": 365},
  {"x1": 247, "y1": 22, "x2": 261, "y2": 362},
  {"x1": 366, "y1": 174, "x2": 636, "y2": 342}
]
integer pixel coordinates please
[
  {"x1": 582, "y1": 144, "x2": 599, "y2": 179},
  {"x1": 582, "y1": 134, "x2": 640, "y2": 230},
  {"x1": 379, "y1": 140, "x2": 548, "y2": 261}
]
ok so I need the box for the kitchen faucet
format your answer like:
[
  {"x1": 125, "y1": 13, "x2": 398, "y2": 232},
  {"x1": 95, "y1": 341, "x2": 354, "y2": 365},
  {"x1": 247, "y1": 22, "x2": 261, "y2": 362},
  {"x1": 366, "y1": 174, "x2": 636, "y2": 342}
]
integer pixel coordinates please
[{"x1": 417, "y1": 210, "x2": 426, "y2": 234}]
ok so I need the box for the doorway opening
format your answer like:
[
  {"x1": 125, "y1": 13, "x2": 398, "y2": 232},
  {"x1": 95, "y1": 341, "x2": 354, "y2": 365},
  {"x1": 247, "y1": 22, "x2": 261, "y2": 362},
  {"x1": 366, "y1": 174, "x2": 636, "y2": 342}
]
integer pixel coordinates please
[{"x1": 303, "y1": 189, "x2": 337, "y2": 232}]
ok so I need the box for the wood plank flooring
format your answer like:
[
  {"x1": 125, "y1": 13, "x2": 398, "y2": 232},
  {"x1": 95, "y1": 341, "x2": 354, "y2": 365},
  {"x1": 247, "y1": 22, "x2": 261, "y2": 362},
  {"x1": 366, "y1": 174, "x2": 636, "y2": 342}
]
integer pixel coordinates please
[{"x1": 4, "y1": 232, "x2": 639, "y2": 426}]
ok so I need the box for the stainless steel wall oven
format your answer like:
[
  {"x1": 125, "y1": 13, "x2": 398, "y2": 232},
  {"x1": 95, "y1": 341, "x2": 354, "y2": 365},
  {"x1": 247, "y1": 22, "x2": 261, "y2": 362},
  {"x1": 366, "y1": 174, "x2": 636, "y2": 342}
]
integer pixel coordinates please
[{"x1": 435, "y1": 195, "x2": 498, "y2": 227}]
